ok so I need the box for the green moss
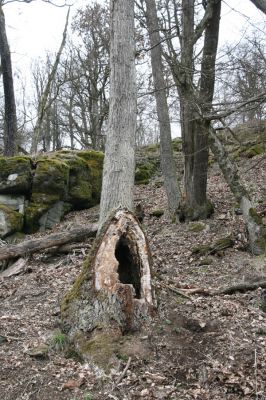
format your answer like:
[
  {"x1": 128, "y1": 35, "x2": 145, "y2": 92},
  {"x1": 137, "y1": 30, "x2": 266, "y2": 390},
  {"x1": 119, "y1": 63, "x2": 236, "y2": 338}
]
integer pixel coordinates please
[
  {"x1": 75, "y1": 331, "x2": 122, "y2": 369},
  {"x1": 172, "y1": 138, "x2": 182, "y2": 152},
  {"x1": 192, "y1": 235, "x2": 234, "y2": 255},
  {"x1": 245, "y1": 144, "x2": 265, "y2": 158},
  {"x1": 24, "y1": 202, "x2": 50, "y2": 233},
  {"x1": 61, "y1": 244, "x2": 95, "y2": 315},
  {"x1": 33, "y1": 158, "x2": 69, "y2": 198},
  {"x1": 151, "y1": 209, "x2": 164, "y2": 218},
  {"x1": 192, "y1": 244, "x2": 211, "y2": 256},
  {"x1": 135, "y1": 161, "x2": 157, "y2": 185},
  {"x1": 0, "y1": 156, "x2": 32, "y2": 194},
  {"x1": 0, "y1": 204, "x2": 24, "y2": 236},
  {"x1": 180, "y1": 199, "x2": 214, "y2": 221},
  {"x1": 199, "y1": 257, "x2": 214, "y2": 266},
  {"x1": 188, "y1": 222, "x2": 206, "y2": 232},
  {"x1": 145, "y1": 144, "x2": 159, "y2": 153},
  {"x1": 77, "y1": 151, "x2": 104, "y2": 206}
]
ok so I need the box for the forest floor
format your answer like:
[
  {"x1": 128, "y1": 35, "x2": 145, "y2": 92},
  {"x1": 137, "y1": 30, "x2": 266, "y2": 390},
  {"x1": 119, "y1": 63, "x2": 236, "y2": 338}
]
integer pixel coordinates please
[{"x1": 0, "y1": 152, "x2": 265, "y2": 400}]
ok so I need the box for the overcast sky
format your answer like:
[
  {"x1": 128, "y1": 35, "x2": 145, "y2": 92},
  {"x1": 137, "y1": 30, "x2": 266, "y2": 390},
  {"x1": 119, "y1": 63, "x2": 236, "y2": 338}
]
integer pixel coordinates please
[{"x1": 2, "y1": 0, "x2": 265, "y2": 84}]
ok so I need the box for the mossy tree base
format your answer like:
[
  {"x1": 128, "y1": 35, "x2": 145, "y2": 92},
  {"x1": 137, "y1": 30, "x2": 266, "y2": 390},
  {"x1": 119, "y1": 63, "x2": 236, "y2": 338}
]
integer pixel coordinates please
[
  {"x1": 61, "y1": 208, "x2": 156, "y2": 368},
  {"x1": 179, "y1": 199, "x2": 214, "y2": 222}
]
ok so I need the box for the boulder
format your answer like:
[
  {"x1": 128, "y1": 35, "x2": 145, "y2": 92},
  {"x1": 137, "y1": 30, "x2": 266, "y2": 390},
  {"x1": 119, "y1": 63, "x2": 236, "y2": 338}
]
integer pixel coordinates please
[
  {"x1": 0, "y1": 194, "x2": 26, "y2": 213},
  {"x1": 55, "y1": 151, "x2": 92, "y2": 209},
  {"x1": 0, "y1": 150, "x2": 104, "y2": 234},
  {"x1": 0, "y1": 204, "x2": 24, "y2": 238},
  {"x1": 0, "y1": 156, "x2": 32, "y2": 194},
  {"x1": 76, "y1": 150, "x2": 104, "y2": 206},
  {"x1": 32, "y1": 157, "x2": 69, "y2": 199}
]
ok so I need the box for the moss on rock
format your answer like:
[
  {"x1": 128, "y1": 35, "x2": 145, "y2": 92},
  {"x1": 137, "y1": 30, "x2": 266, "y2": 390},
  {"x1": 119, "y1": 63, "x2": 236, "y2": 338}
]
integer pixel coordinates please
[
  {"x1": 188, "y1": 222, "x2": 206, "y2": 232},
  {"x1": 0, "y1": 156, "x2": 32, "y2": 194},
  {"x1": 0, "y1": 204, "x2": 24, "y2": 238},
  {"x1": 151, "y1": 209, "x2": 164, "y2": 218},
  {"x1": 77, "y1": 151, "x2": 104, "y2": 206},
  {"x1": 32, "y1": 157, "x2": 69, "y2": 198},
  {"x1": 135, "y1": 161, "x2": 157, "y2": 185},
  {"x1": 245, "y1": 144, "x2": 265, "y2": 158}
]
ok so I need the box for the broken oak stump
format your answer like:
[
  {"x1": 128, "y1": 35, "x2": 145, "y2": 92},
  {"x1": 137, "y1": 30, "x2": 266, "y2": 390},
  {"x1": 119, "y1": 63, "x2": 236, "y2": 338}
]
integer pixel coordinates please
[{"x1": 61, "y1": 208, "x2": 156, "y2": 368}]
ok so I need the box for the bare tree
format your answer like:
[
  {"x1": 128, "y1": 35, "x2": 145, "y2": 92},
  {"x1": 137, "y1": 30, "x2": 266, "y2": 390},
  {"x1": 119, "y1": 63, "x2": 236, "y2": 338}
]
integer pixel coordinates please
[
  {"x1": 160, "y1": 0, "x2": 221, "y2": 220},
  {"x1": 61, "y1": 0, "x2": 155, "y2": 364},
  {"x1": 30, "y1": 7, "x2": 69, "y2": 153},
  {"x1": 0, "y1": 1, "x2": 17, "y2": 156},
  {"x1": 142, "y1": 0, "x2": 181, "y2": 217}
]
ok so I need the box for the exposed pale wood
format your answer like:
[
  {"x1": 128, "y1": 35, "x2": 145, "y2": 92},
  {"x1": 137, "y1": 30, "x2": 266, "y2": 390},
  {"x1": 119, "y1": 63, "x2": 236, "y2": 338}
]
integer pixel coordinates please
[
  {"x1": 0, "y1": 224, "x2": 98, "y2": 261},
  {"x1": 61, "y1": 209, "x2": 155, "y2": 341},
  {"x1": 0, "y1": 258, "x2": 27, "y2": 278},
  {"x1": 115, "y1": 356, "x2": 132, "y2": 385}
]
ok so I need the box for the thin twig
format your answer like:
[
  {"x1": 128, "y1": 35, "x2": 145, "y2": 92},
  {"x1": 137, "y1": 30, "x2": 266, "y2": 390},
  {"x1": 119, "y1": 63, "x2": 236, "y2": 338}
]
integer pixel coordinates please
[{"x1": 115, "y1": 356, "x2": 132, "y2": 385}]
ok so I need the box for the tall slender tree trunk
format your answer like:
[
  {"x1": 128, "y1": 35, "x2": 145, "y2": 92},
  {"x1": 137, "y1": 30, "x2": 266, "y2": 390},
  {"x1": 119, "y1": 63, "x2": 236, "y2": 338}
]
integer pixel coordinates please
[
  {"x1": 61, "y1": 1, "x2": 155, "y2": 365},
  {"x1": 145, "y1": 0, "x2": 181, "y2": 217},
  {"x1": 0, "y1": 4, "x2": 17, "y2": 156},
  {"x1": 210, "y1": 128, "x2": 266, "y2": 255},
  {"x1": 180, "y1": 0, "x2": 221, "y2": 220},
  {"x1": 99, "y1": 0, "x2": 137, "y2": 229}
]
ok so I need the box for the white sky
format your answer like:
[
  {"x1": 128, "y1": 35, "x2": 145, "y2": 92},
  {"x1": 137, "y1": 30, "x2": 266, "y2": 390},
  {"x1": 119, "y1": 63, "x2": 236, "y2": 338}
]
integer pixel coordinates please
[{"x1": 3, "y1": 0, "x2": 265, "y2": 75}]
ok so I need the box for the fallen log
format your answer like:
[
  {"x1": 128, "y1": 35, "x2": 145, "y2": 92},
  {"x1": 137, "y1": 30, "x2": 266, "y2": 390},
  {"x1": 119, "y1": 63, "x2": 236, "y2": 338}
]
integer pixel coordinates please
[
  {"x1": 216, "y1": 280, "x2": 266, "y2": 295},
  {"x1": 0, "y1": 224, "x2": 98, "y2": 262}
]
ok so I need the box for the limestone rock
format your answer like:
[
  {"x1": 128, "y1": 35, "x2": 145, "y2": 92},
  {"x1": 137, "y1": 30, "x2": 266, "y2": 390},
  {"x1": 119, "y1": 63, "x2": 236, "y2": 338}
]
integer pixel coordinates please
[
  {"x1": 0, "y1": 156, "x2": 32, "y2": 194},
  {"x1": 0, "y1": 194, "x2": 25, "y2": 213},
  {"x1": 0, "y1": 204, "x2": 24, "y2": 238}
]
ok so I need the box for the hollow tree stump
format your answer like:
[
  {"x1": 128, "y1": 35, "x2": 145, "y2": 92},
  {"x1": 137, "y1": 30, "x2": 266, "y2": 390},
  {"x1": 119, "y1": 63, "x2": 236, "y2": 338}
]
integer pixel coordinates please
[{"x1": 61, "y1": 208, "x2": 155, "y2": 367}]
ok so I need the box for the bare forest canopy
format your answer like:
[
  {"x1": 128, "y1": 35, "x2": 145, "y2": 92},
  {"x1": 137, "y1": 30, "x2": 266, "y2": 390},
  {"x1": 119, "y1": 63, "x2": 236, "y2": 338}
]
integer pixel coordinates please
[{"x1": 0, "y1": 0, "x2": 265, "y2": 154}]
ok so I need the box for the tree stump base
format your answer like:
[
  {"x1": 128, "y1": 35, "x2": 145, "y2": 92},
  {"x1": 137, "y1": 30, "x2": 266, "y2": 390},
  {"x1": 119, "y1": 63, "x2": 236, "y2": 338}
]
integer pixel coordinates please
[{"x1": 61, "y1": 208, "x2": 156, "y2": 367}]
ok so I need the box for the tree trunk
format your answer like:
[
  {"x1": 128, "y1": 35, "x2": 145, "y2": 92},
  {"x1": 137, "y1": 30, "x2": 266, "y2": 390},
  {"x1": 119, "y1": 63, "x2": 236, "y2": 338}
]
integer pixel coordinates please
[
  {"x1": 98, "y1": 0, "x2": 137, "y2": 229},
  {"x1": 0, "y1": 5, "x2": 17, "y2": 157},
  {"x1": 249, "y1": 0, "x2": 266, "y2": 14},
  {"x1": 180, "y1": 94, "x2": 212, "y2": 220},
  {"x1": 209, "y1": 128, "x2": 266, "y2": 255},
  {"x1": 180, "y1": 0, "x2": 221, "y2": 220},
  {"x1": 145, "y1": 0, "x2": 181, "y2": 217},
  {"x1": 61, "y1": 0, "x2": 155, "y2": 369}
]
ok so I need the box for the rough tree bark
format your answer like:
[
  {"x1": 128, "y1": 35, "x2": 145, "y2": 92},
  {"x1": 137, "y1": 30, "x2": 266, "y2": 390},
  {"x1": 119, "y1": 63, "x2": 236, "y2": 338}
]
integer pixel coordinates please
[
  {"x1": 179, "y1": 0, "x2": 221, "y2": 220},
  {"x1": 61, "y1": 0, "x2": 155, "y2": 369},
  {"x1": 98, "y1": 0, "x2": 137, "y2": 229},
  {"x1": 0, "y1": 224, "x2": 98, "y2": 262},
  {"x1": 0, "y1": 4, "x2": 17, "y2": 156},
  {"x1": 144, "y1": 0, "x2": 181, "y2": 217},
  {"x1": 209, "y1": 128, "x2": 266, "y2": 255}
]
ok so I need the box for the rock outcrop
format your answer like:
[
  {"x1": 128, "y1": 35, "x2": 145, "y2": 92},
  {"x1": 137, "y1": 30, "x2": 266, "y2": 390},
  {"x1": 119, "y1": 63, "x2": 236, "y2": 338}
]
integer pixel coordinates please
[{"x1": 0, "y1": 151, "x2": 104, "y2": 237}]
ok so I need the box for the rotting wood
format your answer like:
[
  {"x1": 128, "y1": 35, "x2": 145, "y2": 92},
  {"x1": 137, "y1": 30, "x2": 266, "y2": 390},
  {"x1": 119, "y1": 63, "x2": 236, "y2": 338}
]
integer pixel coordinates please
[
  {"x1": 0, "y1": 257, "x2": 28, "y2": 278},
  {"x1": 0, "y1": 224, "x2": 98, "y2": 262},
  {"x1": 61, "y1": 209, "x2": 155, "y2": 367}
]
